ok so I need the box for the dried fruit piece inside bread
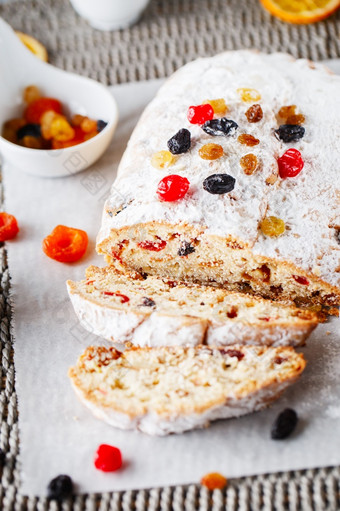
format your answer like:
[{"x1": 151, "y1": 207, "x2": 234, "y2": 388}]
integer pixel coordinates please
[
  {"x1": 67, "y1": 266, "x2": 318, "y2": 348},
  {"x1": 97, "y1": 51, "x2": 340, "y2": 311},
  {"x1": 69, "y1": 344, "x2": 306, "y2": 435}
]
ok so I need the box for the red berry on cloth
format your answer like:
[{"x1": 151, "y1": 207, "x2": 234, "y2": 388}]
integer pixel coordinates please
[
  {"x1": 94, "y1": 444, "x2": 122, "y2": 472},
  {"x1": 157, "y1": 175, "x2": 190, "y2": 202},
  {"x1": 278, "y1": 148, "x2": 304, "y2": 178},
  {"x1": 187, "y1": 104, "x2": 214, "y2": 125}
]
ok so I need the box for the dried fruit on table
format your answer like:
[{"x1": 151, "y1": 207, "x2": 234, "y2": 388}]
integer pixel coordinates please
[
  {"x1": 260, "y1": 216, "x2": 285, "y2": 237},
  {"x1": 245, "y1": 104, "x2": 263, "y2": 123},
  {"x1": 151, "y1": 150, "x2": 176, "y2": 170},
  {"x1": 202, "y1": 98, "x2": 228, "y2": 115},
  {"x1": 16, "y1": 31, "x2": 48, "y2": 62},
  {"x1": 42, "y1": 225, "x2": 88, "y2": 263},
  {"x1": 24, "y1": 97, "x2": 62, "y2": 123},
  {"x1": 238, "y1": 134, "x2": 260, "y2": 146},
  {"x1": 203, "y1": 173, "x2": 236, "y2": 194},
  {"x1": 187, "y1": 104, "x2": 214, "y2": 125},
  {"x1": 201, "y1": 472, "x2": 228, "y2": 490},
  {"x1": 47, "y1": 474, "x2": 73, "y2": 500},
  {"x1": 202, "y1": 118, "x2": 238, "y2": 136},
  {"x1": 0, "y1": 213, "x2": 19, "y2": 241},
  {"x1": 237, "y1": 88, "x2": 261, "y2": 102},
  {"x1": 94, "y1": 444, "x2": 123, "y2": 472},
  {"x1": 199, "y1": 143, "x2": 224, "y2": 160},
  {"x1": 271, "y1": 408, "x2": 298, "y2": 439},
  {"x1": 167, "y1": 128, "x2": 191, "y2": 154},
  {"x1": 157, "y1": 174, "x2": 190, "y2": 202},
  {"x1": 278, "y1": 148, "x2": 304, "y2": 178},
  {"x1": 23, "y1": 85, "x2": 41, "y2": 105},
  {"x1": 240, "y1": 153, "x2": 258, "y2": 175}
]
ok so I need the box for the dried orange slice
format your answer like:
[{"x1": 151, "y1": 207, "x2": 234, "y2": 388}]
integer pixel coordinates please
[
  {"x1": 16, "y1": 32, "x2": 48, "y2": 61},
  {"x1": 259, "y1": 0, "x2": 340, "y2": 24}
]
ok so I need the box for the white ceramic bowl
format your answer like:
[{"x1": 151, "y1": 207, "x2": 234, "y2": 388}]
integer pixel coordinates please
[
  {"x1": 0, "y1": 18, "x2": 119, "y2": 178},
  {"x1": 69, "y1": 0, "x2": 150, "y2": 30}
]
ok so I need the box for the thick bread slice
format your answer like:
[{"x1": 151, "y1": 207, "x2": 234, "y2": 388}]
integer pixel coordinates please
[
  {"x1": 67, "y1": 266, "x2": 318, "y2": 347},
  {"x1": 97, "y1": 51, "x2": 340, "y2": 311},
  {"x1": 69, "y1": 344, "x2": 306, "y2": 435}
]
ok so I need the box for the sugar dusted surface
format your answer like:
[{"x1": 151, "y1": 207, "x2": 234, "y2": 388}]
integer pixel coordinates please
[{"x1": 99, "y1": 51, "x2": 340, "y2": 288}]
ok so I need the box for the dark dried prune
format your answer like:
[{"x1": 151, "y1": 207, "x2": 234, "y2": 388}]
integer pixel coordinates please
[
  {"x1": 271, "y1": 408, "x2": 298, "y2": 440},
  {"x1": 202, "y1": 118, "x2": 238, "y2": 137},
  {"x1": 178, "y1": 241, "x2": 195, "y2": 257},
  {"x1": 220, "y1": 348, "x2": 244, "y2": 360},
  {"x1": 17, "y1": 123, "x2": 41, "y2": 139},
  {"x1": 203, "y1": 173, "x2": 236, "y2": 195},
  {"x1": 167, "y1": 128, "x2": 191, "y2": 154},
  {"x1": 97, "y1": 120, "x2": 108, "y2": 132},
  {"x1": 275, "y1": 125, "x2": 305, "y2": 143},
  {"x1": 47, "y1": 475, "x2": 73, "y2": 501}
]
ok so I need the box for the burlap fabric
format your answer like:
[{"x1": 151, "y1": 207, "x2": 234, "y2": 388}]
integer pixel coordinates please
[{"x1": 0, "y1": 0, "x2": 339, "y2": 508}]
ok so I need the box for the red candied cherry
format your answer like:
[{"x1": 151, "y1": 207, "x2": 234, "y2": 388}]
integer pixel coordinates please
[
  {"x1": 187, "y1": 104, "x2": 214, "y2": 125},
  {"x1": 292, "y1": 275, "x2": 309, "y2": 286},
  {"x1": 94, "y1": 444, "x2": 122, "y2": 472},
  {"x1": 157, "y1": 174, "x2": 190, "y2": 202},
  {"x1": 278, "y1": 148, "x2": 304, "y2": 178}
]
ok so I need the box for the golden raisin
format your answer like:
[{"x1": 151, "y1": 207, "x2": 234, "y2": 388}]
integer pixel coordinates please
[
  {"x1": 278, "y1": 105, "x2": 296, "y2": 119},
  {"x1": 41, "y1": 110, "x2": 58, "y2": 140},
  {"x1": 50, "y1": 115, "x2": 75, "y2": 142},
  {"x1": 151, "y1": 150, "x2": 176, "y2": 170},
  {"x1": 203, "y1": 98, "x2": 228, "y2": 115},
  {"x1": 200, "y1": 472, "x2": 228, "y2": 491},
  {"x1": 23, "y1": 85, "x2": 41, "y2": 105},
  {"x1": 71, "y1": 114, "x2": 87, "y2": 127},
  {"x1": 260, "y1": 216, "x2": 285, "y2": 237},
  {"x1": 240, "y1": 154, "x2": 258, "y2": 175},
  {"x1": 21, "y1": 135, "x2": 43, "y2": 149},
  {"x1": 237, "y1": 88, "x2": 261, "y2": 103},
  {"x1": 238, "y1": 134, "x2": 260, "y2": 146},
  {"x1": 286, "y1": 114, "x2": 305, "y2": 125},
  {"x1": 81, "y1": 117, "x2": 98, "y2": 133},
  {"x1": 245, "y1": 104, "x2": 263, "y2": 123},
  {"x1": 199, "y1": 143, "x2": 224, "y2": 160}
]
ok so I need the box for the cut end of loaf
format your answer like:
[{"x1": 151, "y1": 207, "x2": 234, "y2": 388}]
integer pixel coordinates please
[{"x1": 69, "y1": 344, "x2": 306, "y2": 435}]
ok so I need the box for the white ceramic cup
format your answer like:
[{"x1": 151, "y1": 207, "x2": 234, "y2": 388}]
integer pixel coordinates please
[{"x1": 69, "y1": 0, "x2": 151, "y2": 30}]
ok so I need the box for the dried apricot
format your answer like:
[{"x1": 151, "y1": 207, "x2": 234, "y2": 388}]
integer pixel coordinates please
[
  {"x1": 238, "y1": 134, "x2": 260, "y2": 146},
  {"x1": 203, "y1": 98, "x2": 228, "y2": 115},
  {"x1": 24, "y1": 97, "x2": 62, "y2": 123},
  {"x1": 260, "y1": 216, "x2": 285, "y2": 237},
  {"x1": 200, "y1": 472, "x2": 227, "y2": 490},
  {"x1": 245, "y1": 104, "x2": 263, "y2": 123},
  {"x1": 151, "y1": 150, "x2": 175, "y2": 170},
  {"x1": 199, "y1": 143, "x2": 224, "y2": 160},
  {"x1": 0, "y1": 213, "x2": 19, "y2": 241},
  {"x1": 237, "y1": 88, "x2": 261, "y2": 102},
  {"x1": 240, "y1": 154, "x2": 258, "y2": 175},
  {"x1": 42, "y1": 225, "x2": 88, "y2": 263}
]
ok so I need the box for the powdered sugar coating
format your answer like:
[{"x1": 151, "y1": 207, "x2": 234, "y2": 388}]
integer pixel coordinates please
[{"x1": 98, "y1": 51, "x2": 340, "y2": 288}]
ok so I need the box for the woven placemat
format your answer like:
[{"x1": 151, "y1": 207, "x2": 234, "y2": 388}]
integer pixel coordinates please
[{"x1": 0, "y1": 0, "x2": 340, "y2": 509}]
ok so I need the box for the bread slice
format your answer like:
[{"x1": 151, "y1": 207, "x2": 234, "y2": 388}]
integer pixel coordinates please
[
  {"x1": 67, "y1": 266, "x2": 318, "y2": 348},
  {"x1": 96, "y1": 51, "x2": 340, "y2": 311},
  {"x1": 69, "y1": 344, "x2": 306, "y2": 435}
]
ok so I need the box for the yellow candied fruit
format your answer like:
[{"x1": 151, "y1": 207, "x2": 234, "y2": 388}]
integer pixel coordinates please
[
  {"x1": 41, "y1": 110, "x2": 58, "y2": 140},
  {"x1": 151, "y1": 150, "x2": 176, "y2": 170},
  {"x1": 199, "y1": 143, "x2": 224, "y2": 160},
  {"x1": 200, "y1": 472, "x2": 228, "y2": 491},
  {"x1": 240, "y1": 153, "x2": 258, "y2": 175},
  {"x1": 260, "y1": 216, "x2": 285, "y2": 237},
  {"x1": 237, "y1": 88, "x2": 261, "y2": 103},
  {"x1": 202, "y1": 98, "x2": 228, "y2": 115},
  {"x1": 50, "y1": 115, "x2": 75, "y2": 142},
  {"x1": 23, "y1": 85, "x2": 41, "y2": 105}
]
